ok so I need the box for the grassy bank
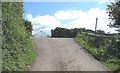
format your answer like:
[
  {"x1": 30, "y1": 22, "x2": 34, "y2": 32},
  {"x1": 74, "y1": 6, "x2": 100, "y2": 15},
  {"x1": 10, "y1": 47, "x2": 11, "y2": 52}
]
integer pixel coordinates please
[{"x1": 75, "y1": 33, "x2": 120, "y2": 72}]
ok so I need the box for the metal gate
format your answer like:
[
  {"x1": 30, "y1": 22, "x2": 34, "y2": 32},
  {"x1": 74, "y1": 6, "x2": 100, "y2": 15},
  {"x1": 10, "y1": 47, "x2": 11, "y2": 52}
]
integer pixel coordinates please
[{"x1": 33, "y1": 28, "x2": 51, "y2": 38}]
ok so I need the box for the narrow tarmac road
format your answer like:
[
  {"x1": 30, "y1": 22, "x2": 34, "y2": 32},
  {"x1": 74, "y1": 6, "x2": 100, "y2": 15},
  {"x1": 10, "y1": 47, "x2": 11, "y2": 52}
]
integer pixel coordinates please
[{"x1": 28, "y1": 37, "x2": 112, "y2": 71}]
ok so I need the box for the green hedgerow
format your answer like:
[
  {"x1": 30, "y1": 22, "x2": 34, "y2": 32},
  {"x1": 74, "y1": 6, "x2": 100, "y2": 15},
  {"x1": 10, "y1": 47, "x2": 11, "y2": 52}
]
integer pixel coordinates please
[{"x1": 2, "y1": 2, "x2": 35, "y2": 71}]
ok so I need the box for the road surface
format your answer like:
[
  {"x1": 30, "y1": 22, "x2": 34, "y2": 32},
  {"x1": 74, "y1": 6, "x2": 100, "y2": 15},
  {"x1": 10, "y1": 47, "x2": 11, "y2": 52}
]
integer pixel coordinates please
[{"x1": 28, "y1": 38, "x2": 112, "y2": 71}]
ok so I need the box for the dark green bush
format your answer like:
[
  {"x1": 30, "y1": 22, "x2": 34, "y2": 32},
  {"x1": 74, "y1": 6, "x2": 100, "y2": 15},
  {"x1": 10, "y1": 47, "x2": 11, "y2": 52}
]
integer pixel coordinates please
[{"x1": 51, "y1": 27, "x2": 88, "y2": 38}]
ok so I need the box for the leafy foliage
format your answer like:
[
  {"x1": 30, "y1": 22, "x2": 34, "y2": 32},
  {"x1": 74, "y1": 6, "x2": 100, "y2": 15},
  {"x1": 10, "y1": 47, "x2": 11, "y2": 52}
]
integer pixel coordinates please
[
  {"x1": 51, "y1": 27, "x2": 95, "y2": 38},
  {"x1": 51, "y1": 27, "x2": 75, "y2": 38},
  {"x1": 96, "y1": 30, "x2": 106, "y2": 35},
  {"x1": 2, "y1": 2, "x2": 35, "y2": 71},
  {"x1": 75, "y1": 33, "x2": 120, "y2": 72},
  {"x1": 23, "y1": 20, "x2": 33, "y2": 36},
  {"x1": 107, "y1": 1, "x2": 120, "y2": 30}
]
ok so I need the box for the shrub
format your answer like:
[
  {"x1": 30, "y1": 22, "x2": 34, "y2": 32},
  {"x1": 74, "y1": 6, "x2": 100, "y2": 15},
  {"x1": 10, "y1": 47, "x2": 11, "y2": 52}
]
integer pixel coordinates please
[{"x1": 2, "y1": 2, "x2": 35, "y2": 71}]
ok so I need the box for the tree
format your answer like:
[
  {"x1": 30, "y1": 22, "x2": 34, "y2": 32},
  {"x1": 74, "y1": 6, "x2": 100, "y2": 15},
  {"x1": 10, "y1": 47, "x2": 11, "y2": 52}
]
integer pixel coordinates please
[
  {"x1": 107, "y1": 1, "x2": 120, "y2": 69},
  {"x1": 107, "y1": 1, "x2": 120, "y2": 32},
  {"x1": 23, "y1": 20, "x2": 33, "y2": 36}
]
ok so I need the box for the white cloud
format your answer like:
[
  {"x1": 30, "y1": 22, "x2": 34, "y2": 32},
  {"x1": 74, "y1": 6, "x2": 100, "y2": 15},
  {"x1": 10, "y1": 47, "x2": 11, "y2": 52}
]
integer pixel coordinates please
[
  {"x1": 99, "y1": 0, "x2": 116, "y2": 4},
  {"x1": 26, "y1": 8, "x2": 116, "y2": 35},
  {"x1": 26, "y1": 14, "x2": 33, "y2": 21},
  {"x1": 32, "y1": 15, "x2": 61, "y2": 29},
  {"x1": 26, "y1": 14, "x2": 62, "y2": 35},
  {"x1": 54, "y1": 8, "x2": 112, "y2": 32},
  {"x1": 54, "y1": 10, "x2": 86, "y2": 20}
]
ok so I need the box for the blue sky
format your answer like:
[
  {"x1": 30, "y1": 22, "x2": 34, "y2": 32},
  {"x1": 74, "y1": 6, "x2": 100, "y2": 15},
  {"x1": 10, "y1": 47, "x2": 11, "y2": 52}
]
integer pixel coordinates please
[
  {"x1": 23, "y1": 1, "x2": 117, "y2": 36},
  {"x1": 23, "y1": 2, "x2": 107, "y2": 18}
]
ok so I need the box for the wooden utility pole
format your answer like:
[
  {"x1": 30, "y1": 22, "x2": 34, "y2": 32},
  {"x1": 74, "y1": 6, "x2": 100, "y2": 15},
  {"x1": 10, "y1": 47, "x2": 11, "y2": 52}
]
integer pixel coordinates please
[{"x1": 95, "y1": 18, "x2": 98, "y2": 35}]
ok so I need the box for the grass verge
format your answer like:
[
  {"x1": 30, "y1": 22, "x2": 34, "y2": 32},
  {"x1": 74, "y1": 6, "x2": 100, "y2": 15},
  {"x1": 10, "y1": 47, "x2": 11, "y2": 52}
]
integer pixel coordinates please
[{"x1": 75, "y1": 33, "x2": 120, "y2": 73}]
